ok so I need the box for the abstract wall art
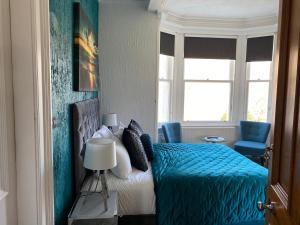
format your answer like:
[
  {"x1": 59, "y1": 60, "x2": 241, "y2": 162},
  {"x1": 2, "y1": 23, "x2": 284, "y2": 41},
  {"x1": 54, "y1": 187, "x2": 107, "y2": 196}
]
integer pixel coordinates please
[{"x1": 74, "y1": 2, "x2": 99, "y2": 91}]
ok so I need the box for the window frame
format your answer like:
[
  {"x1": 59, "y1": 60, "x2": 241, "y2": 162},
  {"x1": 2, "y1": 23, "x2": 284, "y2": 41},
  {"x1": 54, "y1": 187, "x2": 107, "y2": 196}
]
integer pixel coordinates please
[
  {"x1": 158, "y1": 78, "x2": 173, "y2": 123},
  {"x1": 179, "y1": 34, "x2": 239, "y2": 127},
  {"x1": 245, "y1": 61, "x2": 273, "y2": 122},
  {"x1": 181, "y1": 59, "x2": 235, "y2": 124},
  {"x1": 157, "y1": 54, "x2": 175, "y2": 124},
  {"x1": 242, "y1": 33, "x2": 276, "y2": 123}
]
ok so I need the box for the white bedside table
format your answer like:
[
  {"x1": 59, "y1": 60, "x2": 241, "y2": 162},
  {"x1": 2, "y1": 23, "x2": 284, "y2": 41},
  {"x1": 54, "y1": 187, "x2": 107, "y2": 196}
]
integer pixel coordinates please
[{"x1": 68, "y1": 191, "x2": 118, "y2": 225}]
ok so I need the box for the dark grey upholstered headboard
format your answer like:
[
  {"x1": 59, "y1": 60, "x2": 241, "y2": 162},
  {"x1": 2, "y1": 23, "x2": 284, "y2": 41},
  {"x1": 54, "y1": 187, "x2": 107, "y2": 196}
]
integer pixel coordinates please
[{"x1": 73, "y1": 98, "x2": 100, "y2": 193}]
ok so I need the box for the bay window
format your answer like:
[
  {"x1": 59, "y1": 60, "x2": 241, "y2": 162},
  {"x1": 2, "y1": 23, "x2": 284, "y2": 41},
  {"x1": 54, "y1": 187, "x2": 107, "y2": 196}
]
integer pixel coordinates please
[{"x1": 157, "y1": 32, "x2": 274, "y2": 126}]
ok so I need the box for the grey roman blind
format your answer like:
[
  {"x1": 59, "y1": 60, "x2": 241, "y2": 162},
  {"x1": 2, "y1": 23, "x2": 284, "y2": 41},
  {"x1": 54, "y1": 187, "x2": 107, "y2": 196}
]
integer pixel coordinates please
[
  {"x1": 184, "y1": 37, "x2": 237, "y2": 60},
  {"x1": 246, "y1": 36, "x2": 274, "y2": 62},
  {"x1": 160, "y1": 32, "x2": 175, "y2": 56}
]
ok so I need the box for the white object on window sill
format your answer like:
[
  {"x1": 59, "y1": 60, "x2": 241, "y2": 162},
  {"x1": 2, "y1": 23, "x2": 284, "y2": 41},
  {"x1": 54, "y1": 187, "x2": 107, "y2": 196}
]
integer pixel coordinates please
[{"x1": 181, "y1": 123, "x2": 238, "y2": 128}]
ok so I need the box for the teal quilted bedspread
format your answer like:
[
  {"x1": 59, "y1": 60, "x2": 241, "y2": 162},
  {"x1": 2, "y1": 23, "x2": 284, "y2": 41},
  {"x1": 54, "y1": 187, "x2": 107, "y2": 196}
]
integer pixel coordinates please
[{"x1": 152, "y1": 144, "x2": 268, "y2": 225}]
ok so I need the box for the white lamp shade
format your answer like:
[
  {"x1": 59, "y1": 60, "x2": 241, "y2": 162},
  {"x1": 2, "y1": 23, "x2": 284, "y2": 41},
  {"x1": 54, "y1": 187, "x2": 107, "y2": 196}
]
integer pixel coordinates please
[
  {"x1": 84, "y1": 138, "x2": 117, "y2": 170},
  {"x1": 102, "y1": 113, "x2": 118, "y2": 127}
]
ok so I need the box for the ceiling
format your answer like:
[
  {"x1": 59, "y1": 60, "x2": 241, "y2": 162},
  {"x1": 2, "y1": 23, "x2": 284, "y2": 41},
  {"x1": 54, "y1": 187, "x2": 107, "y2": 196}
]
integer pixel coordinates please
[{"x1": 163, "y1": 0, "x2": 279, "y2": 19}]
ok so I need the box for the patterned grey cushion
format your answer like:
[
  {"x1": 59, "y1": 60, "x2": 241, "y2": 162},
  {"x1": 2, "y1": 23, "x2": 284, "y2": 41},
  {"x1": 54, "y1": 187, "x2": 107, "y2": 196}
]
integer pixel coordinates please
[
  {"x1": 128, "y1": 119, "x2": 144, "y2": 136},
  {"x1": 122, "y1": 128, "x2": 148, "y2": 171}
]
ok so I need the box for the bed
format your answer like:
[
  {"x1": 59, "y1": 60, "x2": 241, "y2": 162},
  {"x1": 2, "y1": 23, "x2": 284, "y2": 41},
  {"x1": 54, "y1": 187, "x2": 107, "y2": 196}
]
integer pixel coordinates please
[
  {"x1": 73, "y1": 99, "x2": 267, "y2": 225},
  {"x1": 152, "y1": 143, "x2": 268, "y2": 225}
]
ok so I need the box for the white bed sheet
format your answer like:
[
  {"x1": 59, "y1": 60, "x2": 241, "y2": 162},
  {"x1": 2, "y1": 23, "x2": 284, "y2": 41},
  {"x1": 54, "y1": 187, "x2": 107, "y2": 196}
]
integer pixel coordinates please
[{"x1": 81, "y1": 164, "x2": 156, "y2": 216}]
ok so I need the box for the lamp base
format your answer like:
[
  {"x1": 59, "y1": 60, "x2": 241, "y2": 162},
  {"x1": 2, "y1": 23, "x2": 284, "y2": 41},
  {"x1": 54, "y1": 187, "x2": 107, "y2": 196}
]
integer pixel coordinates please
[
  {"x1": 83, "y1": 170, "x2": 110, "y2": 212},
  {"x1": 100, "y1": 170, "x2": 109, "y2": 211}
]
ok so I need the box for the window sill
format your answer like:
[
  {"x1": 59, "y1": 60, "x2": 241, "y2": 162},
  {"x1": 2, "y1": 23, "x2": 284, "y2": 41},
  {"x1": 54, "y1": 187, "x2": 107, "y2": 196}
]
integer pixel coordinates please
[
  {"x1": 181, "y1": 121, "x2": 238, "y2": 128},
  {"x1": 158, "y1": 122, "x2": 239, "y2": 129},
  {"x1": 181, "y1": 125, "x2": 237, "y2": 129}
]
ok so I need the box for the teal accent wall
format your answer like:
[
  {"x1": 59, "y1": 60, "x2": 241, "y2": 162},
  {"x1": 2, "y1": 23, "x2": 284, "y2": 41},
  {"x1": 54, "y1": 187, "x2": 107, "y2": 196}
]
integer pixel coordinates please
[{"x1": 50, "y1": 0, "x2": 99, "y2": 224}]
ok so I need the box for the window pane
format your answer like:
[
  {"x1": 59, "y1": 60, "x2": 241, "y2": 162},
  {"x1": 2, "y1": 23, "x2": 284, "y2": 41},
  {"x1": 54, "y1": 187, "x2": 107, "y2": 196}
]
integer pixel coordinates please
[
  {"x1": 184, "y1": 59, "x2": 234, "y2": 80},
  {"x1": 158, "y1": 81, "x2": 171, "y2": 123},
  {"x1": 184, "y1": 82, "x2": 231, "y2": 121},
  {"x1": 159, "y1": 54, "x2": 174, "y2": 79},
  {"x1": 248, "y1": 61, "x2": 271, "y2": 80},
  {"x1": 247, "y1": 82, "x2": 269, "y2": 122}
]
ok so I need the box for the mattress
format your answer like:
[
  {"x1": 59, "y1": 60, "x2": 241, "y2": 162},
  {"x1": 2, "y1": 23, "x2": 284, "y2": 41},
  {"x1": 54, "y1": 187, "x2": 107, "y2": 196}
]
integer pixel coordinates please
[
  {"x1": 81, "y1": 164, "x2": 156, "y2": 216},
  {"x1": 152, "y1": 143, "x2": 268, "y2": 225}
]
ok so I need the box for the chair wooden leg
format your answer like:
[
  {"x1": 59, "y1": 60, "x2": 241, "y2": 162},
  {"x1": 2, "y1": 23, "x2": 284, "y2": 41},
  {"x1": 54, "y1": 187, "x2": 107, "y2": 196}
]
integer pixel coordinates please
[{"x1": 260, "y1": 156, "x2": 265, "y2": 167}]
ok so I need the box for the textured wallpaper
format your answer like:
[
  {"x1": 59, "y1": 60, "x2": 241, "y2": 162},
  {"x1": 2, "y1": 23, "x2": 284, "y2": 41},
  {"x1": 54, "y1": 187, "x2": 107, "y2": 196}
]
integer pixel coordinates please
[{"x1": 50, "y1": 0, "x2": 99, "y2": 224}]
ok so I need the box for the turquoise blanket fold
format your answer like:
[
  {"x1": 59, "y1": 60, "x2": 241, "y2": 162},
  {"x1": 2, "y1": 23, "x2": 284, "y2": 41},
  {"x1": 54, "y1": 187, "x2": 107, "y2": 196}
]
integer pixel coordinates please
[{"x1": 152, "y1": 143, "x2": 268, "y2": 225}]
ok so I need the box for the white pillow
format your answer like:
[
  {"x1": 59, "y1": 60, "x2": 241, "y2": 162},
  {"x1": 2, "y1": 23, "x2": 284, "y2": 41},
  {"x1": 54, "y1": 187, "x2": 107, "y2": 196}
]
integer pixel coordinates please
[
  {"x1": 93, "y1": 125, "x2": 114, "y2": 138},
  {"x1": 110, "y1": 138, "x2": 132, "y2": 179},
  {"x1": 114, "y1": 127, "x2": 124, "y2": 140},
  {"x1": 92, "y1": 125, "x2": 132, "y2": 179},
  {"x1": 92, "y1": 130, "x2": 103, "y2": 138}
]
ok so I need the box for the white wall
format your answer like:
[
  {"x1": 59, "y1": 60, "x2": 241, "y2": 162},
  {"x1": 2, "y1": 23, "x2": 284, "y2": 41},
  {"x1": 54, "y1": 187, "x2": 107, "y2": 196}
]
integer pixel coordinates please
[
  {"x1": 0, "y1": 0, "x2": 17, "y2": 224},
  {"x1": 99, "y1": 0, "x2": 160, "y2": 138}
]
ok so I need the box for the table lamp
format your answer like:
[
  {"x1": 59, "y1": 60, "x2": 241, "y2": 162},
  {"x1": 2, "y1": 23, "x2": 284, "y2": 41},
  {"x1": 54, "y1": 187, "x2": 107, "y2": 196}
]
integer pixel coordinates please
[
  {"x1": 102, "y1": 113, "x2": 118, "y2": 131},
  {"x1": 84, "y1": 138, "x2": 117, "y2": 211}
]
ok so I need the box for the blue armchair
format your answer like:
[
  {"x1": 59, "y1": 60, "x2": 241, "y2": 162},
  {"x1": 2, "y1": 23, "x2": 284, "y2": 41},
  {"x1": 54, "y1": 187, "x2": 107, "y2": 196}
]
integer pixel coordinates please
[
  {"x1": 162, "y1": 122, "x2": 182, "y2": 143},
  {"x1": 234, "y1": 121, "x2": 271, "y2": 161}
]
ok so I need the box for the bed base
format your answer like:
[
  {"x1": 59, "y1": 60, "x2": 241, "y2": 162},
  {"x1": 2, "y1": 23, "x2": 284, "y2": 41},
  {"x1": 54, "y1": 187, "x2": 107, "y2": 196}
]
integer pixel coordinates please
[{"x1": 119, "y1": 215, "x2": 156, "y2": 225}]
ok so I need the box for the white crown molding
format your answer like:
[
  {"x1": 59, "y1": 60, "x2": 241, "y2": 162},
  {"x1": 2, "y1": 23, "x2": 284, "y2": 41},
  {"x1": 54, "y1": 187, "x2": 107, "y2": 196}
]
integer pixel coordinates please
[
  {"x1": 163, "y1": 12, "x2": 278, "y2": 29},
  {"x1": 161, "y1": 12, "x2": 278, "y2": 35}
]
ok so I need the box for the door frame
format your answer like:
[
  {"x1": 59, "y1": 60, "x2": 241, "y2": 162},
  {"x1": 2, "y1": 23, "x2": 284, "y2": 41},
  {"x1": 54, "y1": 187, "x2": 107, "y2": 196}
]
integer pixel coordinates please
[
  {"x1": 10, "y1": 0, "x2": 54, "y2": 224},
  {"x1": 0, "y1": 0, "x2": 11, "y2": 199},
  {"x1": 266, "y1": 0, "x2": 299, "y2": 223}
]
